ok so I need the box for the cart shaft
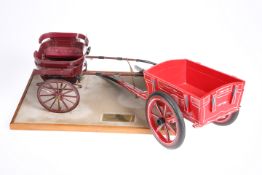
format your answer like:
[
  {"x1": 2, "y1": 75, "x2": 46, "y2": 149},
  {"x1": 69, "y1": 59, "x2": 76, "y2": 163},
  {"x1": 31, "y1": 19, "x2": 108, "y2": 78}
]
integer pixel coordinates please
[
  {"x1": 82, "y1": 70, "x2": 143, "y2": 76},
  {"x1": 85, "y1": 55, "x2": 156, "y2": 65},
  {"x1": 100, "y1": 75, "x2": 148, "y2": 100}
]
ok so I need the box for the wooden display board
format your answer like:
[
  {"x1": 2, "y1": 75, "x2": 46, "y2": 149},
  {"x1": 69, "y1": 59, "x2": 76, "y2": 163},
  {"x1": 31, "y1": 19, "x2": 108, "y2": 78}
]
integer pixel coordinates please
[{"x1": 10, "y1": 70, "x2": 150, "y2": 134}]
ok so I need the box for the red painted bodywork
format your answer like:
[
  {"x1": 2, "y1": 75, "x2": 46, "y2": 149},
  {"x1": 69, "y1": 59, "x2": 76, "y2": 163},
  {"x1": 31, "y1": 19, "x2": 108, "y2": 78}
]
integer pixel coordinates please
[{"x1": 144, "y1": 60, "x2": 245, "y2": 127}]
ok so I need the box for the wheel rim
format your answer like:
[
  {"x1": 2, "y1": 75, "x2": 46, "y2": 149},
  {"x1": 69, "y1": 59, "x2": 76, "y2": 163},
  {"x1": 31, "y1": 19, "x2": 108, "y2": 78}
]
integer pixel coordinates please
[
  {"x1": 215, "y1": 114, "x2": 232, "y2": 124},
  {"x1": 37, "y1": 79, "x2": 80, "y2": 113},
  {"x1": 147, "y1": 96, "x2": 180, "y2": 146}
]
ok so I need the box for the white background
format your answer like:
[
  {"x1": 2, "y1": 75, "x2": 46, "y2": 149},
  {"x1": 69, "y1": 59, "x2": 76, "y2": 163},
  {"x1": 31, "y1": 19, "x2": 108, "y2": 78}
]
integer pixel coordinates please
[{"x1": 0, "y1": 0, "x2": 262, "y2": 175}]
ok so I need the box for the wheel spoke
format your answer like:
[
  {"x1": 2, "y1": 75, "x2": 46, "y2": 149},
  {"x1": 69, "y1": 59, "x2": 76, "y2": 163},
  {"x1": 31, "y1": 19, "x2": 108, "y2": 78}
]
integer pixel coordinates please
[
  {"x1": 43, "y1": 96, "x2": 56, "y2": 104},
  {"x1": 62, "y1": 89, "x2": 74, "y2": 95},
  {"x1": 46, "y1": 82, "x2": 56, "y2": 91},
  {"x1": 61, "y1": 99, "x2": 69, "y2": 110},
  {"x1": 50, "y1": 98, "x2": 57, "y2": 109},
  {"x1": 62, "y1": 83, "x2": 67, "y2": 90},
  {"x1": 41, "y1": 83, "x2": 57, "y2": 93},
  {"x1": 57, "y1": 98, "x2": 61, "y2": 111},
  {"x1": 154, "y1": 102, "x2": 163, "y2": 117},
  {"x1": 163, "y1": 104, "x2": 167, "y2": 117},
  {"x1": 165, "y1": 125, "x2": 170, "y2": 141},
  {"x1": 41, "y1": 88, "x2": 55, "y2": 94},
  {"x1": 166, "y1": 115, "x2": 176, "y2": 123},
  {"x1": 151, "y1": 112, "x2": 160, "y2": 119},
  {"x1": 156, "y1": 124, "x2": 164, "y2": 132},
  {"x1": 56, "y1": 82, "x2": 59, "y2": 91},
  {"x1": 63, "y1": 95, "x2": 77, "y2": 98},
  {"x1": 63, "y1": 88, "x2": 74, "y2": 91},
  {"x1": 64, "y1": 98, "x2": 74, "y2": 104},
  {"x1": 40, "y1": 93, "x2": 55, "y2": 97},
  {"x1": 166, "y1": 123, "x2": 176, "y2": 135}
]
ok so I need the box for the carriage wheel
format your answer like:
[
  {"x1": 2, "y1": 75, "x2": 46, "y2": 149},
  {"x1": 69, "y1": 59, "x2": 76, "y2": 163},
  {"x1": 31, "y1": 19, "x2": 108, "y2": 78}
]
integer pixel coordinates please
[
  {"x1": 146, "y1": 91, "x2": 185, "y2": 149},
  {"x1": 37, "y1": 79, "x2": 80, "y2": 113},
  {"x1": 213, "y1": 111, "x2": 239, "y2": 126}
]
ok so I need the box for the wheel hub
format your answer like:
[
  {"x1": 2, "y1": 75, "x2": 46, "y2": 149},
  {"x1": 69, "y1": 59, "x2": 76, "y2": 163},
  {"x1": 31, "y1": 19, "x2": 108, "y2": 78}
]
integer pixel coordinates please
[
  {"x1": 54, "y1": 92, "x2": 62, "y2": 100},
  {"x1": 156, "y1": 117, "x2": 165, "y2": 126}
]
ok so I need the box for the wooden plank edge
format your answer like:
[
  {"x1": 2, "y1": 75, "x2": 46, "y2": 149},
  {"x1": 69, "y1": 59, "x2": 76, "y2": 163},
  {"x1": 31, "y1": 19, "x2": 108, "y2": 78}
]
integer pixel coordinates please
[{"x1": 10, "y1": 123, "x2": 151, "y2": 134}]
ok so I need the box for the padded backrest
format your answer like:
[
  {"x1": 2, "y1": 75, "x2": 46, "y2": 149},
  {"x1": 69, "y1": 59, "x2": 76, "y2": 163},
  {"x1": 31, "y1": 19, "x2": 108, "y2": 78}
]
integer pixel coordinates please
[{"x1": 39, "y1": 38, "x2": 84, "y2": 59}]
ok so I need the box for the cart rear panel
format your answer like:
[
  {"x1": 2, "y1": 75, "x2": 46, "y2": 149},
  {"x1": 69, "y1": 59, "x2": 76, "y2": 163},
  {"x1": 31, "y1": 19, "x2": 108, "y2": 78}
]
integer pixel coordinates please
[{"x1": 144, "y1": 60, "x2": 245, "y2": 126}]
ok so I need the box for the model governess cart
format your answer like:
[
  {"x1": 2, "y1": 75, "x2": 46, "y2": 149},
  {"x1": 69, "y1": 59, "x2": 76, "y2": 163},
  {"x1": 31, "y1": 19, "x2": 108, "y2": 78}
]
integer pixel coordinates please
[{"x1": 34, "y1": 32, "x2": 245, "y2": 149}]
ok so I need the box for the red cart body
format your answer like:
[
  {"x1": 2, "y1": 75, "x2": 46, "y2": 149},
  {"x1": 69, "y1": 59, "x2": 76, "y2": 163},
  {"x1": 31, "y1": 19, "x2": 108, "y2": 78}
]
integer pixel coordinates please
[{"x1": 144, "y1": 59, "x2": 245, "y2": 127}]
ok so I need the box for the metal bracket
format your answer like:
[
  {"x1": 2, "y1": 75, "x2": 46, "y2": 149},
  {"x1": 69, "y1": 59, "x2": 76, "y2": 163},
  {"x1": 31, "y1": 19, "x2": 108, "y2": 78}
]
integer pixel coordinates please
[
  {"x1": 231, "y1": 85, "x2": 238, "y2": 104},
  {"x1": 211, "y1": 94, "x2": 216, "y2": 112},
  {"x1": 152, "y1": 79, "x2": 156, "y2": 92},
  {"x1": 184, "y1": 95, "x2": 189, "y2": 112}
]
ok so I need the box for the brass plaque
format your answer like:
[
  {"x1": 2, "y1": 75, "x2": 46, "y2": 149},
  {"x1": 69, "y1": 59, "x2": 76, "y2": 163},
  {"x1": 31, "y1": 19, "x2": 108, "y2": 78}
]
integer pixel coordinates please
[{"x1": 102, "y1": 114, "x2": 135, "y2": 122}]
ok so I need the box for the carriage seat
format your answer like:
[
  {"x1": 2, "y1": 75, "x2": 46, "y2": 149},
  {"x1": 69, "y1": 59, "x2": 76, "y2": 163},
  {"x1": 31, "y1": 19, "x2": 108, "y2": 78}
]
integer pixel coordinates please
[{"x1": 44, "y1": 46, "x2": 83, "y2": 58}]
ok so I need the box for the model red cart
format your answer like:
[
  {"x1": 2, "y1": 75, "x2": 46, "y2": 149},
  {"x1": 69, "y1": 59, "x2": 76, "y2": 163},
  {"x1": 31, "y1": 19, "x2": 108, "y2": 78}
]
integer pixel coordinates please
[{"x1": 34, "y1": 32, "x2": 245, "y2": 149}]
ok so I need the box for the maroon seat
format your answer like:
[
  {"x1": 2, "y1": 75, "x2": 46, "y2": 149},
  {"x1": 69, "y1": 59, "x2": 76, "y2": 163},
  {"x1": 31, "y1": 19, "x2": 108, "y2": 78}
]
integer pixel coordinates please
[
  {"x1": 44, "y1": 46, "x2": 83, "y2": 58},
  {"x1": 39, "y1": 38, "x2": 84, "y2": 60},
  {"x1": 34, "y1": 32, "x2": 88, "y2": 83}
]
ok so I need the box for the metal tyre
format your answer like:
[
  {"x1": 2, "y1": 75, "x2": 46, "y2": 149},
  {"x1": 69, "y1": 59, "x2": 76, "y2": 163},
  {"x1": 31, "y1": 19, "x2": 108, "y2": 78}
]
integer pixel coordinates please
[{"x1": 146, "y1": 91, "x2": 185, "y2": 149}]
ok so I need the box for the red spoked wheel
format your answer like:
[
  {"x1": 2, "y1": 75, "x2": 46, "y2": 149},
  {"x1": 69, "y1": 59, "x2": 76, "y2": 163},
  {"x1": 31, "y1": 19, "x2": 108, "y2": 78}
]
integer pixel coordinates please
[
  {"x1": 213, "y1": 111, "x2": 239, "y2": 126},
  {"x1": 37, "y1": 79, "x2": 80, "y2": 113},
  {"x1": 146, "y1": 91, "x2": 185, "y2": 149}
]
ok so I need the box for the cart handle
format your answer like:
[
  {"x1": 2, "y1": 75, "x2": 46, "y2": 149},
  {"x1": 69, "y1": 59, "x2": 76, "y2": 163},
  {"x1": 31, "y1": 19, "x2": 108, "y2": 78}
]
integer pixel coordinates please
[
  {"x1": 85, "y1": 56, "x2": 157, "y2": 65},
  {"x1": 39, "y1": 32, "x2": 89, "y2": 46}
]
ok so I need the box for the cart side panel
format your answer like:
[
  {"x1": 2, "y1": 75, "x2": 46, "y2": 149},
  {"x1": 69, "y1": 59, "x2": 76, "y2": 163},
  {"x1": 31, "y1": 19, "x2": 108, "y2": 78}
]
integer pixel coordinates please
[
  {"x1": 144, "y1": 72, "x2": 201, "y2": 123},
  {"x1": 157, "y1": 80, "x2": 202, "y2": 123},
  {"x1": 144, "y1": 60, "x2": 187, "y2": 95}
]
